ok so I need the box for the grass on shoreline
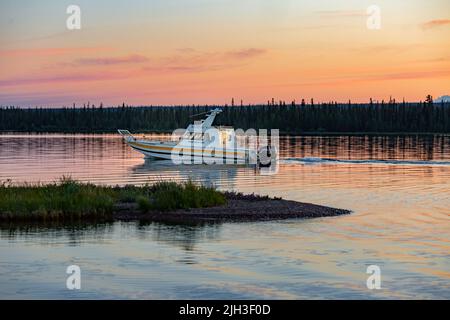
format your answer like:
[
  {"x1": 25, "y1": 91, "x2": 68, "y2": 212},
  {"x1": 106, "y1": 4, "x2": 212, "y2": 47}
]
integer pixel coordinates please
[{"x1": 0, "y1": 177, "x2": 226, "y2": 221}]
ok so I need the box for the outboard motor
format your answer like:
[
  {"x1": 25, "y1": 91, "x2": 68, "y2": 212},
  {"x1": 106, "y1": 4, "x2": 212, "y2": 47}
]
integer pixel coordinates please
[{"x1": 257, "y1": 145, "x2": 278, "y2": 168}]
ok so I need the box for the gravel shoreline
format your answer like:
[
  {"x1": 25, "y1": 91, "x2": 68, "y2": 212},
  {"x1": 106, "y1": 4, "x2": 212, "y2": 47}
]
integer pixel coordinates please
[{"x1": 113, "y1": 192, "x2": 351, "y2": 223}]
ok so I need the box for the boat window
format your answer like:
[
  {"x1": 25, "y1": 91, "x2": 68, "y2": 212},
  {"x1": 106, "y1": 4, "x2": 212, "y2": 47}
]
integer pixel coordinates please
[{"x1": 181, "y1": 132, "x2": 192, "y2": 140}]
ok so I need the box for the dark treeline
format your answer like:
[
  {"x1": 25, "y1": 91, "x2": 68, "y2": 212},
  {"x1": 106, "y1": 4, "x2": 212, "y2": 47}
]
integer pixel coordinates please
[{"x1": 1, "y1": 100, "x2": 449, "y2": 133}]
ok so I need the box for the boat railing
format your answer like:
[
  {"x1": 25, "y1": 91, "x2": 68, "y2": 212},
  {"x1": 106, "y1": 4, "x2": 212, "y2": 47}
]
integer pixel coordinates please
[{"x1": 117, "y1": 129, "x2": 136, "y2": 142}]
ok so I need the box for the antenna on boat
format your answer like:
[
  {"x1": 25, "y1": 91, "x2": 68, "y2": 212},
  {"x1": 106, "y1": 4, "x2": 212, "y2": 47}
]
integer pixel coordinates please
[
  {"x1": 189, "y1": 108, "x2": 223, "y2": 118},
  {"x1": 189, "y1": 111, "x2": 209, "y2": 118}
]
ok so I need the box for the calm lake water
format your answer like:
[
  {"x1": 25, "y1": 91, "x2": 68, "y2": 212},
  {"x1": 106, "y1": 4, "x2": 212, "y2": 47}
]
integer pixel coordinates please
[{"x1": 0, "y1": 133, "x2": 449, "y2": 299}]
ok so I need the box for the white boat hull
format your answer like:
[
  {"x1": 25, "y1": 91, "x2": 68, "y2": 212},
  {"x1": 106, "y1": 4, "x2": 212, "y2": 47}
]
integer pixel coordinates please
[{"x1": 127, "y1": 140, "x2": 249, "y2": 164}]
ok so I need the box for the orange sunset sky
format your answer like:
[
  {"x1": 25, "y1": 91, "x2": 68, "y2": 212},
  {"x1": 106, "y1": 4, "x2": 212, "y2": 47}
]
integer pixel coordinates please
[{"x1": 0, "y1": 0, "x2": 449, "y2": 107}]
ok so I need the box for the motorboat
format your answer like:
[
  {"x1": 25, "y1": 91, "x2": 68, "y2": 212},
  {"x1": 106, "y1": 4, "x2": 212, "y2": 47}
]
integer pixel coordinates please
[{"x1": 118, "y1": 108, "x2": 277, "y2": 166}]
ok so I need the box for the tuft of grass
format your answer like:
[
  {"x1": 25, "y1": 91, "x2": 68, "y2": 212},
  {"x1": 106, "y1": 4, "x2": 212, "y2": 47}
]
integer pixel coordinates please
[
  {"x1": 0, "y1": 177, "x2": 116, "y2": 221},
  {"x1": 136, "y1": 196, "x2": 152, "y2": 213},
  {"x1": 137, "y1": 180, "x2": 226, "y2": 212},
  {"x1": 0, "y1": 178, "x2": 226, "y2": 220}
]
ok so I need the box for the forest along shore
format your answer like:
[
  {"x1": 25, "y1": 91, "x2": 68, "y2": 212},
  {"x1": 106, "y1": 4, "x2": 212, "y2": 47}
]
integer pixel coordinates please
[
  {"x1": 1, "y1": 101, "x2": 449, "y2": 134},
  {"x1": 0, "y1": 178, "x2": 350, "y2": 223}
]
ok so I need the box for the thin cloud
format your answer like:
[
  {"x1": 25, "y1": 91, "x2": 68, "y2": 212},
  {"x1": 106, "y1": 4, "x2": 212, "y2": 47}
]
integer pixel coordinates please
[
  {"x1": 421, "y1": 19, "x2": 450, "y2": 30},
  {"x1": 0, "y1": 71, "x2": 131, "y2": 87},
  {"x1": 246, "y1": 69, "x2": 450, "y2": 91},
  {"x1": 144, "y1": 48, "x2": 268, "y2": 74},
  {"x1": 324, "y1": 69, "x2": 450, "y2": 85},
  {"x1": 0, "y1": 47, "x2": 110, "y2": 57},
  {"x1": 143, "y1": 64, "x2": 227, "y2": 73},
  {"x1": 0, "y1": 91, "x2": 87, "y2": 107},
  {"x1": 411, "y1": 56, "x2": 450, "y2": 63},
  {"x1": 74, "y1": 54, "x2": 149, "y2": 66},
  {"x1": 225, "y1": 48, "x2": 267, "y2": 60},
  {"x1": 0, "y1": 48, "x2": 267, "y2": 87},
  {"x1": 363, "y1": 69, "x2": 450, "y2": 82},
  {"x1": 315, "y1": 10, "x2": 366, "y2": 18},
  {"x1": 352, "y1": 43, "x2": 429, "y2": 55}
]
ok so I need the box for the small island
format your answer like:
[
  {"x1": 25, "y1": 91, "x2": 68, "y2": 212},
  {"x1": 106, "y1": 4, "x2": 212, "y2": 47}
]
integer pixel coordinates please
[{"x1": 0, "y1": 177, "x2": 350, "y2": 223}]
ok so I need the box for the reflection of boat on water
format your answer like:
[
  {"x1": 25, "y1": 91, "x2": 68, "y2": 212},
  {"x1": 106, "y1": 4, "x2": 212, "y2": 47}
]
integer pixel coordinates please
[
  {"x1": 119, "y1": 108, "x2": 277, "y2": 166},
  {"x1": 131, "y1": 158, "x2": 242, "y2": 188}
]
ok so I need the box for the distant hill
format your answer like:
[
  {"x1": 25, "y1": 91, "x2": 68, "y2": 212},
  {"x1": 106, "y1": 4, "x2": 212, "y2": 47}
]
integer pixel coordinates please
[{"x1": 435, "y1": 95, "x2": 450, "y2": 103}]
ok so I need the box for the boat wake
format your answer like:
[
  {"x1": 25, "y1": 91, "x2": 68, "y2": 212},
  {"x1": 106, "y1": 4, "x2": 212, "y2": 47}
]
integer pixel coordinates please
[{"x1": 281, "y1": 157, "x2": 450, "y2": 166}]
